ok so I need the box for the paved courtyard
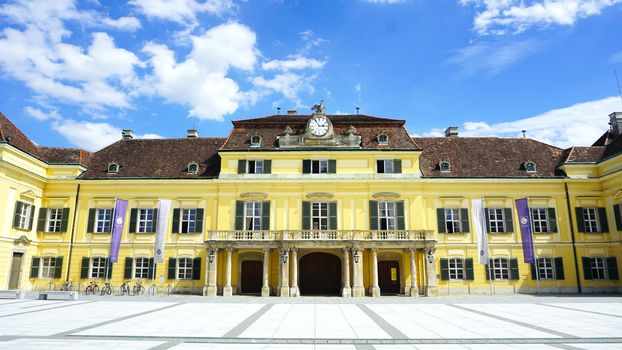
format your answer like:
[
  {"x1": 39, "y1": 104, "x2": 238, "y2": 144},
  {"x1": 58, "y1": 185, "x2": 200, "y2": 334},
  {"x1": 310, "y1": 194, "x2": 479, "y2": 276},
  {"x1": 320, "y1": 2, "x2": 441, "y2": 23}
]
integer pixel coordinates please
[{"x1": 0, "y1": 295, "x2": 621, "y2": 349}]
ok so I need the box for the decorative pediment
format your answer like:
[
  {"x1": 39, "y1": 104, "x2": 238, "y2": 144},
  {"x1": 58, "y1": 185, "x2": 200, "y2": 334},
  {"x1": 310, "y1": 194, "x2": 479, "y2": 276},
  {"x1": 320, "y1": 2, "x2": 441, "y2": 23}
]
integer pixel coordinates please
[
  {"x1": 305, "y1": 192, "x2": 334, "y2": 199},
  {"x1": 372, "y1": 192, "x2": 400, "y2": 199},
  {"x1": 19, "y1": 190, "x2": 37, "y2": 202},
  {"x1": 240, "y1": 192, "x2": 268, "y2": 200},
  {"x1": 14, "y1": 235, "x2": 32, "y2": 246}
]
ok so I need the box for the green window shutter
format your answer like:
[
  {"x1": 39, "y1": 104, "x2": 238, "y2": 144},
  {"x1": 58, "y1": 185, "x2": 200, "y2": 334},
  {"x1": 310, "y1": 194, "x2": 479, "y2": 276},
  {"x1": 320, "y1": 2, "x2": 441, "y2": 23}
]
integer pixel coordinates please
[
  {"x1": 30, "y1": 256, "x2": 40, "y2": 278},
  {"x1": 147, "y1": 258, "x2": 155, "y2": 279},
  {"x1": 195, "y1": 208, "x2": 204, "y2": 233},
  {"x1": 87, "y1": 208, "x2": 96, "y2": 233},
  {"x1": 485, "y1": 259, "x2": 492, "y2": 280},
  {"x1": 192, "y1": 257, "x2": 202, "y2": 280},
  {"x1": 598, "y1": 207, "x2": 609, "y2": 233},
  {"x1": 554, "y1": 257, "x2": 565, "y2": 280},
  {"x1": 437, "y1": 208, "x2": 446, "y2": 233},
  {"x1": 261, "y1": 201, "x2": 270, "y2": 230},
  {"x1": 465, "y1": 258, "x2": 474, "y2": 280},
  {"x1": 575, "y1": 207, "x2": 585, "y2": 233},
  {"x1": 124, "y1": 257, "x2": 133, "y2": 279},
  {"x1": 238, "y1": 159, "x2": 246, "y2": 174},
  {"x1": 510, "y1": 258, "x2": 520, "y2": 280},
  {"x1": 235, "y1": 201, "x2": 244, "y2": 230},
  {"x1": 393, "y1": 159, "x2": 402, "y2": 174},
  {"x1": 264, "y1": 160, "x2": 272, "y2": 174},
  {"x1": 60, "y1": 208, "x2": 70, "y2": 232},
  {"x1": 152, "y1": 208, "x2": 158, "y2": 231},
  {"x1": 440, "y1": 259, "x2": 449, "y2": 280},
  {"x1": 54, "y1": 256, "x2": 63, "y2": 279},
  {"x1": 302, "y1": 201, "x2": 311, "y2": 230},
  {"x1": 582, "y1": 257, "x2": 592, "y2": 280},
  {"x1": 37, "y1": 208, "x2": 47, "y2": 232},
  {"x1": 328, "y1": 159, "x2": 337, "y2": 174},
  {"x1": 547, "y1": 208, "x2": 558, "y2": 233},
  {"x1": 607, "y1": 257, "x2": 619, "y2": 280},
  {"x1": 80, "y1": 257, "x2": 90, "y2": 279},
  {"x1": 106, "y1": 258, "x2": 113, "y2": 279},
  {"x1": 302, "y1": 160, "x2": 311, "y2": 174},
  {"x1": 28, "y1": 207, "x2": 35, "y2": 230},
  {"x1": 13, "y1": 202, "x2": 23, "y2": 228},
  {"x1": 614, "y1": 205, "x2": 622, "y2": 231},
  {"x1": 396, "y1": 201, "x2": 405, "y2": 230},
  {"x1": 171, "y1": 209, "x2": 180, "y2": 233},
  {"x1": 329, "y1": 202, "x2": 337, "y2": 230},
  {"x1": 530, "y1": 263, "x2": 537, "y2": 280},
  {"x1": 129, "y1": 209, "x2": 138, "y2": 233},
  {"x1": 504, "y1": 208, "x2": 514, "y2": 233},
  {"x1": 369, "y1": 200, "x2": 379, "y2": 230},
  {"x1": 460, "y1": 208, "x2": 470, "y2": 233},
  {"x1": 168, "y1": 257, "x2": 177, "y2": 280},
  {"x1": 376, "y1": 160, "x2": 384, "y2": 174},
  {"x1": 484, "y1": 208, "x2": 490, "y2": 232}
]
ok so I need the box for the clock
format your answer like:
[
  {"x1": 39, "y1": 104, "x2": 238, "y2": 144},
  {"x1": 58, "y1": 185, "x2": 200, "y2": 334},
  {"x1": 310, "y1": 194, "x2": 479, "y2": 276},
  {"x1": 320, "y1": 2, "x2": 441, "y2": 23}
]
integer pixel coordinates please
[{"x1": 308, "y1": 116, "x2": 329, "y2": 136}]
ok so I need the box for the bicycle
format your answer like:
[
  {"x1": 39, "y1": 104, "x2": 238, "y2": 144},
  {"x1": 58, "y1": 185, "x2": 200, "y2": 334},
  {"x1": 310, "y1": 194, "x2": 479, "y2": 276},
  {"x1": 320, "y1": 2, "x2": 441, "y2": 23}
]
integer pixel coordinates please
[
  {"x1": 120, "y1": 281, "x2": 131, "y2": 295},
  {"x1": 85, "y1": 281, "x2": 99, "y2": 295},
  {"x1": 100, "y1": 282, "x2": 112, "y2": 295},
  {"x1": 60, "y1": 281, "x2": 74, "y2": 291},
  {"x1": 132, "y1": 280, "x2": 145, "y2": 295}
]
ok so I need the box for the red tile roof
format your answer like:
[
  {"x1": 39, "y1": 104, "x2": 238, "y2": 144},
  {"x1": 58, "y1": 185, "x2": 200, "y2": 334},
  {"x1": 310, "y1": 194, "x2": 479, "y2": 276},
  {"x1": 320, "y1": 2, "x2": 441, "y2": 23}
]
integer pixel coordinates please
[{"x1": 0, "y1": 112, "x2": 41, "y2": 158}]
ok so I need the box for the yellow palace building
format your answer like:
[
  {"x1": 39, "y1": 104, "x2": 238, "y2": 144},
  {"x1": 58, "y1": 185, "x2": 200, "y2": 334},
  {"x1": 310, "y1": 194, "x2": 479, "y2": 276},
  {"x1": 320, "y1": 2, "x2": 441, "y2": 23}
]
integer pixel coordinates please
[{"x1": 1, "y1": 107, "x2": 622, "y2": 297}]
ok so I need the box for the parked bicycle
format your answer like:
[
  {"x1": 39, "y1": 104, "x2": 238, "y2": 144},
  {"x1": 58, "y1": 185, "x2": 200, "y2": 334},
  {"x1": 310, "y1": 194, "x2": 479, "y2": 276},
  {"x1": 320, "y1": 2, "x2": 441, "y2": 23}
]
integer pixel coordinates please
[
  {"x1": 120, "y1": 280, "x2": 131, "y2": 295},
  {"x1": 60, "y1": 281, "x2": 74, "y2": 291},
  {"x1": 85, "y1": 281, "x2": 99, "y2": 295},
  {"x1": 132, "y1": 280, "x2": 145, "y2": 295},
  {"x1": 100, "y1": 282, "x2": 112, "y2": 295}
]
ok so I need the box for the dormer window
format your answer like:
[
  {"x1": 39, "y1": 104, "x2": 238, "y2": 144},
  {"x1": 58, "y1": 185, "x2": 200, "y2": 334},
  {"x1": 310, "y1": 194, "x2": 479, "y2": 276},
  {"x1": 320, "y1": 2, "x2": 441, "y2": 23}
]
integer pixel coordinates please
[
  {"x1": 250, "y1": 135, "x2": 262, "y2": 147},
  {"x1": 107, "y1": 163, "x2": 119, "y2": 174},
  {"x1": 378, "y1": 134, "x2": 389, "y2": 145},
  {"x1": 187, "y1": 162, "x2": 199, "y2": 174},
  {"x1": 524, "y1": 161, "x2": 537, "y2": 173},
  {"x1": 439, "y1": 161, "x2": 451, "y2": 173}
]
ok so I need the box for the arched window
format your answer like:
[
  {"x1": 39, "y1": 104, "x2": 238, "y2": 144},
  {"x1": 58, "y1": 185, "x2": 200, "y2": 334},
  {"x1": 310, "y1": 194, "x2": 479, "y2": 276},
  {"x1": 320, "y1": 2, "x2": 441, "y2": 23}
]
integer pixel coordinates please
[
  {"x1": 439, "y1": 161, "x2": 451, "y2": 173},
  {"x1": 377, "y1": 134, "x2": 389, "y2": 145},
  {"x1": 187, "y1": 162, "x2": 199, "y2": 174},
  {"x1": 250, "y1": 135, "x2": 262, "y2": 147},
  {"x1": 107, "y1": 163, "x2": 119, "y2": 173},
  {"x1": 524, "y1": 161, "x2": 536, "y2": 172}
]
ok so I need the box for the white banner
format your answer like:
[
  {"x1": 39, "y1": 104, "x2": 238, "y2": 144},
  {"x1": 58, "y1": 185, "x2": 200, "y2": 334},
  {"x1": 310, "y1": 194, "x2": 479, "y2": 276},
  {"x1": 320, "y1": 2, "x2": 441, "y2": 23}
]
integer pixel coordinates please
[
  {"x1": 472, "y1": 199, "x2": 489, "y2": 264},
  {"x1": 154, "y1": 199, "x2": 171, "y2": 263}
]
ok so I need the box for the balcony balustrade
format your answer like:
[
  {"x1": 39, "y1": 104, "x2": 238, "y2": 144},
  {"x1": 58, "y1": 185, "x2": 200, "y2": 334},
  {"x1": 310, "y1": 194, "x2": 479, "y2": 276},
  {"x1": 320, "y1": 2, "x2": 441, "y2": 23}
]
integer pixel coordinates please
[{"x1": 206, "y1": 230, "x2": 434, "y2": 242}]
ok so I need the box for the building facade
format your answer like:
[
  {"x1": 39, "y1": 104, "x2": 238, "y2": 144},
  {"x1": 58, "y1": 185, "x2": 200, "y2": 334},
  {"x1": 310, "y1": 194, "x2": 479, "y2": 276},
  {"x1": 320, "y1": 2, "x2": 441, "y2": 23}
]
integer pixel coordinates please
[{"x1": 1, "y1": 109, "x2": 622, "y2": 296}]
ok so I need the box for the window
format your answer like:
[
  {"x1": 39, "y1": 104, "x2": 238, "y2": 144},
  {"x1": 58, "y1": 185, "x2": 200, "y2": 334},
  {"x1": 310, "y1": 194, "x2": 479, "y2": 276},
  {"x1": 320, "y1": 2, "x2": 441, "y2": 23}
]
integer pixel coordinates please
[
  {"x1": 582, "y1": 208, "x2": 600, "y2": 233},
  {"x1": 138, "y1": 209, "x2": 155, "y2": 233},
  {"x1": 445, "y1": 209, "x2": 461, "y2": 233},
  {"x1": 248, "y1": 160, "x2": 264, "y2": 174},
  {"x1": 378, "y1": 134, "x2": 389, "y2": 145},
  {"x1": 180, "y1": 209, "x2": 197, "y2": 234},
  {"x1": 487, "y1": 208, "x2": 505, "y2": 233},
  {"x1": 311, "y1": 202, "x2": 329, "y2": 230},
  {"x1": 134, "y1": 258, "x2": 150, "y2": 279},
  {"x1": 187, "y1": 163, "x2": 199, "y2": 174},
  {"x1": 492, "y1": 258, "x2": 510, "y2": 280},
  {"x1": 177, "y1": 258, "x2": 193, "y2": 280},
  {"x1": 95, "y1": 209, "x2": 112, "y2": 233},
  {"x1": 531, "y1": 208, "x2": 549, "y2": 233},
  {"x1": 107, "y1": 163, "x2": 119, "y2": 173},
  {"x1": 40, "y1": 257, "x2": 57, "y2": 279},
  {"x1": 311, "y1": 160, "x2": 328, "y2": 174},
  {"x1": 46, "y1": 208, "x2": 63, "y2": 232},
  {"x1": 590, "y1": 257, "x2": 607, "y2": 280},
  {"x1": 524, "y1": 161, "x2": 537, "y2": 172},
  {"x1": 448, "y1": 258, "x2": 464, "y2": 280},
  {"x1": 245, "y1": 202, "x2": 263, "y2": 230},
  {"x1": 14, "y1": 201, "x2": 33, "y2": 230},
  {"x1": 439, "y1": 161, "x2": 451, "y2": 173},
  {"x1": 91, "y1": 257, "x2": 107, "y2": 279},
  {"x1": 536, "y1": 257, "x2": 555, "y2": 280},
  {"x1": 378, "y1": 202, "x2": 397, "y2": 230},
  {"x1": 250, "y1": 135, "x2": 262, "y2": 147},
  {"x1": 377, "y1": 159, "x2": 394, "y2": 174}
]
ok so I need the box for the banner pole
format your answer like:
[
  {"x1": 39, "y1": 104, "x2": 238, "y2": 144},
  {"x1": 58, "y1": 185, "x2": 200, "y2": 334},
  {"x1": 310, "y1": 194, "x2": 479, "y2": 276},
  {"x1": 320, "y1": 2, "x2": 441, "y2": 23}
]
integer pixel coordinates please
[{"x1": 527, "y1": 197, "x2": 540, "y2": 294}]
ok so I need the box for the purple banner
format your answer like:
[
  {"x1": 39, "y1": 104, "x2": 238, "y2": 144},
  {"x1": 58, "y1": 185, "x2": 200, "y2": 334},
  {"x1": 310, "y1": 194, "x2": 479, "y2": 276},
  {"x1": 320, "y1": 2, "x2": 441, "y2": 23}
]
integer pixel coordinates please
[
  {"x1": 515, "y1": 198, "x2": 535, "y2": 264},
  {"x1": 109, "y1": 199, "x2": 128, "y2": 263}
]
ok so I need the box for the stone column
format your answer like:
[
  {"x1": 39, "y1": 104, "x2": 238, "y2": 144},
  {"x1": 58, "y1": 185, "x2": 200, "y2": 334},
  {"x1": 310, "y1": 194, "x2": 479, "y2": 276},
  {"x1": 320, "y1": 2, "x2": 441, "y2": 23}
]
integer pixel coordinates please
[
  {"x1": 205, "y1": 248, "x2": 218, "y2": 296},
  {"x1": 223, "y1": 247, "x2": 233, "y2": 297},
  {"x1": 425, "y1": 247, "x2": 439, "y2": 296},
  {"x1": 409, "y1": 248, "x2": 419, "y2": 297},
  {"x1": 351, "y1": 247, "x2": 365, "y2": 297},
  {"x1": 370, "y1": 248, "x2": 380, "y2": 297},
  {"x1": 290, "y1": 248, "x2": 299, "y2": 297},
  {"x1": 342, "y1": 247, "x2": 352, "y2": 297},
  {"x1": 278, "y1": 248, "x2": 290, "y2": 297},
  {"x1": 261, "y1": 248, "x2": 270, "y2": 297}
]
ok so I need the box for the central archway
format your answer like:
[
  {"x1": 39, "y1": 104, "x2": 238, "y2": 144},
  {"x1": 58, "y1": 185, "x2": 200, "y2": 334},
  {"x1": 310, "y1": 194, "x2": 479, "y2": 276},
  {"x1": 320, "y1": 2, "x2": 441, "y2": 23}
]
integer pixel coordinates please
[{"x1": 299, "y1": 252, "x2": 341, "y2": 296}]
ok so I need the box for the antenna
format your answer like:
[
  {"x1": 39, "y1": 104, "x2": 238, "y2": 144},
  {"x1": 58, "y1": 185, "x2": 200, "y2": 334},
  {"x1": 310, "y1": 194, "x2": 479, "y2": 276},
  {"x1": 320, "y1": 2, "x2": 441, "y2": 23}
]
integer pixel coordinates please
[
  {"x1": 355, "y1": 106, "x2": 360, "y2": 115},
  {"x1": 521, "y1": 130, "x2": 526, "y2": 139},
  {"x1": 615, "y1": 71, "x2": 622, "y2": 104},
  {"x1": 277, "y1": 107, "x2": 281, "y2": 115}
]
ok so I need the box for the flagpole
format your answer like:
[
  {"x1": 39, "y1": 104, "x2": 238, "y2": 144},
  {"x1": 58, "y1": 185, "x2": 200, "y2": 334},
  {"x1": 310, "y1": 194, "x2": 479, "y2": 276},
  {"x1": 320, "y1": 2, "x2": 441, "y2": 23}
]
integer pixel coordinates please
[{"x1": 527, "y1": 197, "x2": 540, "y2": 294}]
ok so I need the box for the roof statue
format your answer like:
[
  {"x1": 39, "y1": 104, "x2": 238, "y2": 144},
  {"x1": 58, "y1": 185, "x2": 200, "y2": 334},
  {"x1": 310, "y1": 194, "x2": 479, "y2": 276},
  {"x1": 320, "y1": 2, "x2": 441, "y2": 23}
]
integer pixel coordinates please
[{"x1": 311, "y1": 100, "x2": 325, "y2": 114}]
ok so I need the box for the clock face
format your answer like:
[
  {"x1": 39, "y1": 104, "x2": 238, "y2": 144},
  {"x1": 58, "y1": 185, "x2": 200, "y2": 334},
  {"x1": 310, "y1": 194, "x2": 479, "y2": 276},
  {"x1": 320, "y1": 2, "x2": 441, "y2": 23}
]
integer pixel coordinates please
[{"x1": 308, "y1": 116, "x2": 329, "y2": 136}]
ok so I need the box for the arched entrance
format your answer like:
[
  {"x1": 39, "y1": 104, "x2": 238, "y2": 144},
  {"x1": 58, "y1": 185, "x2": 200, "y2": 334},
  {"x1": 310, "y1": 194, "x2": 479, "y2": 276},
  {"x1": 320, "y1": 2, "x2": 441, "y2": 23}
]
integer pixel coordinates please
[
  {"x1": 241, "y1": 260, "x2": 262, "y2": 294},
  {"x1": 299, "y1": 252, "x2": 341, "y2": 296}
]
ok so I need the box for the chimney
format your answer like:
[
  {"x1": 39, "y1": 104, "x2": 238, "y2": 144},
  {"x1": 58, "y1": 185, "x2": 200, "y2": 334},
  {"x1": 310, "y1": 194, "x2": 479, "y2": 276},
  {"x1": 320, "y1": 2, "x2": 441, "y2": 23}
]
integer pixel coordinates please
[
  {"x1": 444, "y1": 126, "x2": 459, "y2": 137},
  {"x1": 610, "y1": 112, "x2": 622, "y2": 137},
  {"x1": 287, "y1": 110, "x2": 297, "y2": 115},
  {"x1": 121, "y1": 129, "x2": 134, "y2": 140},
  {"x1": 187, "y1": 129, "x2": 199, "y2": 138}
]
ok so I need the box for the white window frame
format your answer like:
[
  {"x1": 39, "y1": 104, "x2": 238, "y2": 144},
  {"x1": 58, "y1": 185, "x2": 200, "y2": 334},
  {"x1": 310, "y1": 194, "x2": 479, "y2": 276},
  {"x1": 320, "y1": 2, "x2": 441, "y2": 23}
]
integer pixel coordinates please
[
  {"x1": 445, "y1": 208, "x2": 461, "y2": 233},
  {"x1": 180, "y1": 208, "x2": 197, "y2": 234},
  {"x1": 177, "y1": 257, "x2": 193, "y2": 280},
  {"x1": 40, "y1": 257, "x2": 57, "y2": 279},
  {"x1": 377, "y1": 159, "x2": 394, "y2": 174},
  {"x1": 311, "y1": 202, "x2": 329, "y2": 230},
  {"x1": 250, "y1": 135, "x2": 262, "y2": 147},
  {"x1": 95, "y1": 208, "x2": 112, "y2": 233},
  {"x1": 487, "y1": 208, "x2": 505, "y2": 233},
  {"x1": 187, "y1": 162, "x2": 199, "y2": 174},
  {"x1": 439, "y1": 161, "x2": 451, "y2": 173},
  {"x1": 134, "y1": 257, "x2": 150, "y2": 279},
  {"x1": 492, "y1": 258, "x2": 509, "y2": 280},
  {"x1": 378, "y1": 134, "x2": 389, "y2": 145},
  {"x1": 16, "y1": 201, "x2": 33, "y2": 230},
  {"x1": 583, "y1": 208, "x2": 600, "y2": 233},
  {"x1": 107, "y1": 163, "x2": 119, "y2": 173},
  {"x1": 531, "y1": 208, "x2": 549, "y2": 233},
  {"x1": 90, "y1": 257, "x2": 107, "y2": 279},
  {"x1": 244, "y1": 202, "x2": 262, "y2": 231},
  {"x1": 247, "y1": 160, "x2": 264, "y2": 174},
  {"x1": 448, "y1": 258, "x2": 464, "y2": 280},
  {"x1": 311, "y1": 159, "x2": 328, "y2": 174},
  {"x1": 138, "y1": 208, "x2": 155, "y2": 233},
  {"x1": 525, "y1": 162, "x2": 537, "y2": 172},
  {"x1": 378, "y1": 201, "x2": 397, "y2": 230},
  {"x1": 46, "y1": 208, "x2": 63, "y2": 232},
  {"x1": 590, "y1": 257, "x2": 608, "y2": 280},
  {"x1": 536, "y1": 257, "x2": 555, "y2": 280}
]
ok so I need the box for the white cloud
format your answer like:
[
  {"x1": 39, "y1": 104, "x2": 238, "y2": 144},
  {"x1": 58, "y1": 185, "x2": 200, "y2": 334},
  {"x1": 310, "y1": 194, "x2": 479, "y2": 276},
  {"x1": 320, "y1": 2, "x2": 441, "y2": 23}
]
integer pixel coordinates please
[
  {"x1": 460, "y1": 0, "x2": 622, "y2": 35},
  {"x1": 610, "y1": 50, "x2": 622, "y2": 63},
  {"x1": 362, "y1": 0, "x2": 407, "y2": 3},
  {"x1": 252, "y1": 72, "x2": 316, "y2": 102},
  {"x1": 24, "y1": 106, "x2": 61, "y2": 121},
  {"x1": 130, "y1": 0, "x2": 234, "y2": 24},
  {"x1": 262, "y1": 56, "x2": 325, "y2": 71},
  {"x1": 446, "y1": 38, "x2": 541, "y2": 77},
  {"x1": 414, "y1": 96, "x2": 622, "y2": 147},
  {"x1": 354, "y1": 83, "x2": 362, "y2": 93},
  {"x1": 101, "y1": 16, "x2": 141, "y2": 31}
]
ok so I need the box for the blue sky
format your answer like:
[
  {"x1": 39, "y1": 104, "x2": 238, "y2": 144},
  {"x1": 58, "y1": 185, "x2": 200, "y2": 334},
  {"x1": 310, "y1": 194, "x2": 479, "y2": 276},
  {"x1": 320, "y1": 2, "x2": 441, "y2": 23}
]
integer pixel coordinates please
[{"x1": 1, "y1": 0, "x2": 621, "y2": 151}]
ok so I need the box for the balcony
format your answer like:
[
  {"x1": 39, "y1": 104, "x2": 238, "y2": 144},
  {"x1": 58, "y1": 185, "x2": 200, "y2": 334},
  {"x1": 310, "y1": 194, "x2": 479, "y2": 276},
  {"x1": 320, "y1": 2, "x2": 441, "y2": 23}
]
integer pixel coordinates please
[{"x1": 206, "y1": 230, "x2": 434, "y2": 242}]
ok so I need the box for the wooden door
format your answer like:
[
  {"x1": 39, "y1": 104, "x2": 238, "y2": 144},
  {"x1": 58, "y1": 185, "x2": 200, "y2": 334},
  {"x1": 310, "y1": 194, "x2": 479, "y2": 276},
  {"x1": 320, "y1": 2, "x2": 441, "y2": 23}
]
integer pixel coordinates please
[
  {"x1": 8, "y1": 253, "x2": 23, "y2": 290},
  {"x1": 378, "y1": 260, "x2": 400, "y2": 295},
  {"x1": 241, "y1": 260, "x2": 262, "y2": 294},
  {"x1": 299, "y1": 253, "x2": 341, "y2": 295}
]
